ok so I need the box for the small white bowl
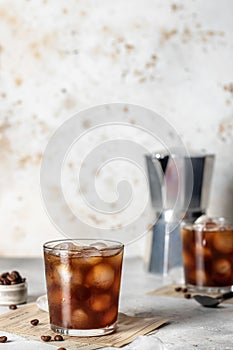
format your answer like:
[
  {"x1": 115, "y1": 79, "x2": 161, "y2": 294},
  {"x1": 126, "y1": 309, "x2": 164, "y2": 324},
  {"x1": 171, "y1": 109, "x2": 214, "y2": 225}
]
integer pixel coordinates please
[{"x1": 0, "y1": 282, "x2": 28, "y2": 305}]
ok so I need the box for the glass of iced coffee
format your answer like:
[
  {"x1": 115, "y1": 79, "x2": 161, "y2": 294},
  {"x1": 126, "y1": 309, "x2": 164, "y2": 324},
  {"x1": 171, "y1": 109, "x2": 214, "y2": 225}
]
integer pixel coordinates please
[
  {"x1": 43, "y1": 239, "x2": 124, "y2": 336},
  {"x1": 181, "y1": 217, "x2": 233, "y2": 293}
]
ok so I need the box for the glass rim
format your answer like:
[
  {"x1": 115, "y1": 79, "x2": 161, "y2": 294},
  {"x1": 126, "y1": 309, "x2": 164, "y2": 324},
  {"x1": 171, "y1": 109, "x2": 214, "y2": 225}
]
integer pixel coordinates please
[
  {"x1": 182, "y1": 216, "x2": 233, "y2": 231},
  {"x1": 43, "y1": 238, "x2": 124, "y2": 252}
]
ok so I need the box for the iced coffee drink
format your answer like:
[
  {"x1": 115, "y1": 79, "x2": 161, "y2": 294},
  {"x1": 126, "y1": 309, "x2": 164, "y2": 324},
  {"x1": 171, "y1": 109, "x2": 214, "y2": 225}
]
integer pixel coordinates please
[
  {"x1": 181, "y1": 218, "x2": 233, "y2": 292},
  {"x1": 43, "y1": 239, "x2": 124, "y2": 336}
]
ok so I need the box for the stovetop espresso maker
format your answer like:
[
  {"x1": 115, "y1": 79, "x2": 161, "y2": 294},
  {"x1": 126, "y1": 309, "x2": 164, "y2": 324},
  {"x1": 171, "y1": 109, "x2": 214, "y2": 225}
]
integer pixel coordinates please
[{"x1": 145, "y1": 151, "x2": 215, "y2": 275}]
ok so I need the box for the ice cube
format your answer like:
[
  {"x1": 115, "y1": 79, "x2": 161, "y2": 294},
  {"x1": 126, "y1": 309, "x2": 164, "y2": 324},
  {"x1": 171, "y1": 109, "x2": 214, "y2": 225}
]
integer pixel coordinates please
[
  {"x1": 89, "y1": 242, "x2": 121, "y2": 257},
  {"x1": 85, "y1": 256, "x2": 103, "y2": 265},
  {"x1": 213, "y1": 258, "x2": 231, "y2": 279},
  {"x1": 52, "y1": 242, "x2": 81, "y2": 257},
  {"x1": 72, "y1": 308, "x2": 89, "y2": 328},
  {"x1": 53, "y1": 242, "x2": 79, "y2": 250},
  {"x1": 212, "y1": 231, "x2": 233, "y2": 254},
  {"x1": 90, "y1": 241, "x2": 108, "y2": 250},
  {"x1": 194, "y1": 216, "x2": 219, "y2": 231},
  {"x1": 82, "y1": 247, "x2": 102, "y2": 257},
  {"x1": 81, "y1": 247, "x2": 103, "y2": 266},
  {"x1": 101, "y1": 248, "x2": 121, "y2": 257},
  {"x1": 194, "y1": 215, "x2": 210, "y2": 224},
  {"x1": 88, "y1": 293, "x2": 111, "y2": 312},
  {"x1": 71, "y1": 269, "x2": 83, "y2": 285},
  {"x1": 85, "y1": 263, "x2": 115, "y2": 290}
]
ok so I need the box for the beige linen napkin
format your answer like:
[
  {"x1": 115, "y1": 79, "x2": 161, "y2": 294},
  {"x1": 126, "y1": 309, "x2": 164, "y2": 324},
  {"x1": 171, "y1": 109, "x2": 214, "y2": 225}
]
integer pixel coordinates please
[{"x1": 0, "y1": 303, "x2": 169, "y2": 349}]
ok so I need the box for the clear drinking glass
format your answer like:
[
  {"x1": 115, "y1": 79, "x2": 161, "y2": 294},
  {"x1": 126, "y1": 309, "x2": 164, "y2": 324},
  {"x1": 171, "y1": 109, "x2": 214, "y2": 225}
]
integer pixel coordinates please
[
  {"x1": 43, "y1": 239, "x2": 124, "y2": 336},
  {"x1": 181, "y1": 217, "x2": 233, "y2": 293}
]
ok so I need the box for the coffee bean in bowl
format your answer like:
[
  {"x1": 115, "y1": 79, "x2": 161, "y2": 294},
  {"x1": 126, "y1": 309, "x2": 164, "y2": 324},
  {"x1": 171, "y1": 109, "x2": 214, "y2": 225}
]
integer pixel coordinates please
[
  {"x1": 0, "y1": 271, "x2": 25, "y2": 285},
  {"x1": 0, "y1": 270, "x2": 27, "y2": 306}
]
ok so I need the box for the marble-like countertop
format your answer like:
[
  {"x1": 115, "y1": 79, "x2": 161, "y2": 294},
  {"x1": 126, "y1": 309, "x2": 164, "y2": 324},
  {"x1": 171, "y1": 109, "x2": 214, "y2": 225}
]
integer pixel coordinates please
[{"x1": 0, "y1": 257, "x2": 232, "y2": 350}]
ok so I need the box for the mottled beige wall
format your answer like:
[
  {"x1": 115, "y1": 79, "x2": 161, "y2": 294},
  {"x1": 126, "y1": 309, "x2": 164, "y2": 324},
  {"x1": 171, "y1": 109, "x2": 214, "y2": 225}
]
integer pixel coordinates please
[{"x1": 0, "y1": 0, "x2": 232, "y2": 257}]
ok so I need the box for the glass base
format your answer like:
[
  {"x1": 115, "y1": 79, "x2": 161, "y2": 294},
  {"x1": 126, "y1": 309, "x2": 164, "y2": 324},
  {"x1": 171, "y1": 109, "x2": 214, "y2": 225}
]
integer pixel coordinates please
[
  {"x1": 51, "y1": 321, "x2": 117, "y2": 337},
  {"x1": 187, "y1": 284, "x2": 233, "y2": 294}
]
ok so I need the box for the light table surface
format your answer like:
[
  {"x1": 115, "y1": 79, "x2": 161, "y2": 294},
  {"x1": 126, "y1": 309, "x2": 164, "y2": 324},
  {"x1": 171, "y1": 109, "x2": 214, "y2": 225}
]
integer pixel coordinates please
[{"x1": 0, "y1": 257, "x2": 232, "y2": 350}]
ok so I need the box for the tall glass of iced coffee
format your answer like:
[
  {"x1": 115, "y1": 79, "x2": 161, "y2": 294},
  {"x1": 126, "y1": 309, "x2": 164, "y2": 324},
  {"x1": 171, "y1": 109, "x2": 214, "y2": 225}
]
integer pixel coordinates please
[{"x1": 43, "y1": 239, "x2": 124, "y2": 336}]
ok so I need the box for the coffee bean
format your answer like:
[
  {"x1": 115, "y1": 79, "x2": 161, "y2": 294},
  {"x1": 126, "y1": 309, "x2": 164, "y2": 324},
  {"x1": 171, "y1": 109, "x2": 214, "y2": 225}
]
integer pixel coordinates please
[
  {"x1": 30, "y1": 319, "x2": 39, "y2": 326},
  {"x1": 184, "y1": 293, "x2": 191, "y2": 299},
  {"x1": 181, "y1": 287, "x2": 188, "y2": 293},
  {"x1": 9, "y1": 304, "x2": 17, "y2": 310},
  {"x1": 11, "y1": 281, "x2": 19, "y2": 285},
  {"x1": 7, "y1": 272, "x2": 18, "y2": 282},
  {"x1": 7, "y1": 271, "x2": 23, "y2": 285},
  {"x1": 174, "y1": 286, "x2": 182, "y2": 292},
  {"x1": 0, "y1": 336, "x2": 7, "y2": 343},
  {"x1": 11, "y1": 271, "x2": 20, "y2": 279},
  {"x1": 1, "y1": 273, "x2": 9, "y2": 279},
  {"x1": 41, "y1": 335, "x2": 51, "y2": 342},
  {"x1": 54, "y1": 334, "x2": 64, "y2": 341},
  {"x1": 57, "y1": 348, "x2": 66, "y2": 350},
  {"x1": 3, "y1": 278, "x2": 11, "y2": 285}
]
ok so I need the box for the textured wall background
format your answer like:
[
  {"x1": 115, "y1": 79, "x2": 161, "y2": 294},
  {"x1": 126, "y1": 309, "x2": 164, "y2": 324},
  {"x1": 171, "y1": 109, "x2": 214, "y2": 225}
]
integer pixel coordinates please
[{"x1": 0, "y1": 0, "x2": 233, "y2": 257}]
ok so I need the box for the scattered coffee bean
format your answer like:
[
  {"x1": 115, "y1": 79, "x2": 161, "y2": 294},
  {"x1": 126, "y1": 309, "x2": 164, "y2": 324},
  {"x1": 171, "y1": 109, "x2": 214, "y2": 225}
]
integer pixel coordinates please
[
  {"x1": 184, "y1": 293, "x2": 191, "y2": 299},
  {"x1": 57, "y1": 348, "x2": 66, "y2": 350},
  {"x1": 54, "y1": 334, "x2": 64, "y2": 341},
  {"x1": 30, "y1": 319, "x2": 39, "y2": 326},
  {"x1": 41, "y1": 335, "x2": 51, "y2": 342},
  {"x1": 181, "y1": 287, "x2": 188, "y2": 293},
  {"x1": 0, "y1": 336, "x2": 7, "y2": 343},
  {"x1": 174, "y1": 286, "x2": 182, "y2": 292},
  {"x1": 9, "y1": 304, "x2": 17, "y2": 310}
]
